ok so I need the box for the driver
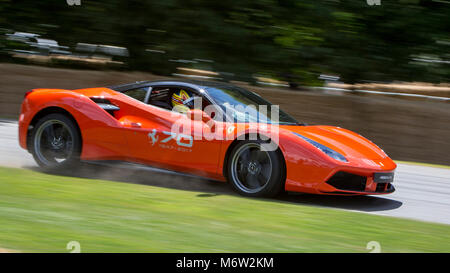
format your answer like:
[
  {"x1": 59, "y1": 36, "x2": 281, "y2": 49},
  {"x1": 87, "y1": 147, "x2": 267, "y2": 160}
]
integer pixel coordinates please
[{"x1": 171, "y1": 89, "x2": 198, "y2": 113}]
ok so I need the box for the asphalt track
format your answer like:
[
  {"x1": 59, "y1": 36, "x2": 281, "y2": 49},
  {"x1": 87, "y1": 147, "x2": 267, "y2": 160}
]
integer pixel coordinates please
[{"x1": 1, "y1": 120, "x2": 449, "y2": 225}]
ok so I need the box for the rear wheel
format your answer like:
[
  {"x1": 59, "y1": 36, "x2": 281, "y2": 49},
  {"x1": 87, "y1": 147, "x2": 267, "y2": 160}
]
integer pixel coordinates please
[
  {"x1": 30, "y1": 113, "x2": 81, "y2": 169},
  {"x1": 227, "y1": 140, "x2": 285, "y2": 197}
]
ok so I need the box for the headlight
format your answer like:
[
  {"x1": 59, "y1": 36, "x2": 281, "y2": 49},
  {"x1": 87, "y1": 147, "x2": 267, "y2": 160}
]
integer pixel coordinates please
[{"x1": 292, "y1": 132, "x2": 348, "y2": 162}]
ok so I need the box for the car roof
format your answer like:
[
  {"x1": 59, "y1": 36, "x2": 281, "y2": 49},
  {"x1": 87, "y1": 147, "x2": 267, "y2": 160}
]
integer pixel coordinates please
[{"x1": 108, "y1": 79, "x2": 240, "y2": 92}]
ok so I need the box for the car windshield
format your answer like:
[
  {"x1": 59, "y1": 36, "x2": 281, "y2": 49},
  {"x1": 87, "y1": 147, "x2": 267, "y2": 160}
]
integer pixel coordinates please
[{"x1": 205, "y1": 86, "x2": 300, "y2": 125}]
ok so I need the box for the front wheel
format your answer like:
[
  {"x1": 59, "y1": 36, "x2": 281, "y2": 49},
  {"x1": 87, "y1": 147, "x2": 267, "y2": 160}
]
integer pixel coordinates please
[
  {"x1": 226, "y1": 140, "x2": 285, "y2": 197},
  {"x1": 30, "y1": 113, "x2": 81, "y2": 169}
]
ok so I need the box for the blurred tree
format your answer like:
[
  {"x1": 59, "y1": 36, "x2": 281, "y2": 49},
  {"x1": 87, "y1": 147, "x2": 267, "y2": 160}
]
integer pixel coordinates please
[{"x1": 0, "y1": 0, "x2": 448, "y2": 84}]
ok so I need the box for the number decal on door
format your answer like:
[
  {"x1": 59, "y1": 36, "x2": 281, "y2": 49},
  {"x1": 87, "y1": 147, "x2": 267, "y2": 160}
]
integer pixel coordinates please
[{"x1": 148, "y1": 130, "x2": 193, "y2": 148}]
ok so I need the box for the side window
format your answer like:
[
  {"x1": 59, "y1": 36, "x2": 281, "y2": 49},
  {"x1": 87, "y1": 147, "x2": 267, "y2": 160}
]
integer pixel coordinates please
[
  {"x1": 147, "y1": 86, "x2": 214, "y2": 113},
  {"x1": 148, "y1": 87, "x2": 172, "y2": 110},
  {"x1": 123, "y1": 87, "x2": 150, "y2": 103}
]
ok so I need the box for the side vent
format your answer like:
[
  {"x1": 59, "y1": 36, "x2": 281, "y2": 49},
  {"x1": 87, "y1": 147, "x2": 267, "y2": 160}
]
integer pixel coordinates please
[{"x1": 90, "y1": 97, "x2": 120, "y2": 117}]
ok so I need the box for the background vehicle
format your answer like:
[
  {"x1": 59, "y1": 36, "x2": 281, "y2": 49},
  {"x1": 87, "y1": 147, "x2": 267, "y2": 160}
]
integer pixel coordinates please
[{"x1": 5, "y1": 32, "x2": 71, "y2": 55}]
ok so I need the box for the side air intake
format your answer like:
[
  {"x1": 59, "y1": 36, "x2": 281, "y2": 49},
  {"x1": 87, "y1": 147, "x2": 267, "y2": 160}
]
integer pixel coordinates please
[{"x1": 90, "y1": 97, "x2": 120, "y2": 117}]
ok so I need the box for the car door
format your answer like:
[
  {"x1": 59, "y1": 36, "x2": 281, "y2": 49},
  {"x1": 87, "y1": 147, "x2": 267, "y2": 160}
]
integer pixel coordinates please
[{"x1": 122, "y1": 85, "x2": 223, "y2": 179}]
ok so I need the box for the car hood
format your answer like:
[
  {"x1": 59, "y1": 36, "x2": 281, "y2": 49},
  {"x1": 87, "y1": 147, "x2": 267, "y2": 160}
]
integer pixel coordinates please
[{"x1": 281, "y1": 125, "x2": 388, "y2": 161}]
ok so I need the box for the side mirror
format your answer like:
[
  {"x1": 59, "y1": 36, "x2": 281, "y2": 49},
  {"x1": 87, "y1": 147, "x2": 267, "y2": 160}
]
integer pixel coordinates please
[
  {"x1": 187, "y1": 109, "x2": 215, "y2": 132},
  {"x1": 187, "y1": 109, "x2": 212, "y2": 124}
]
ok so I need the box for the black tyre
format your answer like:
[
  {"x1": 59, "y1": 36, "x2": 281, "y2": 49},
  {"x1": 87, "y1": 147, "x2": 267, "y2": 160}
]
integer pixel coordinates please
[
  {"x1": 30, "y1": 113, "x2": 81, "y2": 169},
  {"x1": 226, "y1": 140, "x2": 285, "y2": 197}
]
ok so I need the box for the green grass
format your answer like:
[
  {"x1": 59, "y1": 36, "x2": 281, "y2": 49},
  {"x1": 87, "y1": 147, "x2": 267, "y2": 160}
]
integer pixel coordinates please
[{"x1": 0, "y1": 167, "x2": 449, "y2": 253}]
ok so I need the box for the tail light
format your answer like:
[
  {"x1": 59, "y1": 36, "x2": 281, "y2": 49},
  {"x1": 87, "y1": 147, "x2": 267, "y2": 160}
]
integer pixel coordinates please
[{"x1": 24, "y1": 90, "x2": 34, "y2": 98}]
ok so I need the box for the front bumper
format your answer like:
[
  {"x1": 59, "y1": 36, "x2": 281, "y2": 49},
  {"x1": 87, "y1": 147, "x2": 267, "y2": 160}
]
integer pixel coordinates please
[{"x1": 318, "y1": 170, "x2": 395, "y2": 195}]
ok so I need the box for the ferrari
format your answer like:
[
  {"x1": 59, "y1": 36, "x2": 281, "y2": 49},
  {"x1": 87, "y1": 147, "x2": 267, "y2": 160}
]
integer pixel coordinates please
[{"x1": 18, "y1": 80, "x2": 396, "y2": 197}]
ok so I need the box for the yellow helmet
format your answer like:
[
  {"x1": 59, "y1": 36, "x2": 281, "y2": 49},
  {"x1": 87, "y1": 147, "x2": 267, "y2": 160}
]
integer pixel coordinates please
[{"x1": 171, "y1": 89, "x2": 193, "y2": 112}]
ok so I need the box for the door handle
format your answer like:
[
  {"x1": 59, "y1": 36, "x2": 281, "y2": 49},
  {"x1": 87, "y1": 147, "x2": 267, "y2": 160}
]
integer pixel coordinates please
[
  {"x1": 121, "y1": 121, "x2": 142, "y2": 128},
  {"x1": 130, "y1": 122, "x2": 142, "y2": 128}
]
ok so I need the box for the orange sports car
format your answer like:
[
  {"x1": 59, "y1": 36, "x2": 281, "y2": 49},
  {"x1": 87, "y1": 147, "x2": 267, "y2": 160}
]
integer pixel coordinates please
[{"x1": 18, "y1": 80, "x2": 396, "y2": 197}]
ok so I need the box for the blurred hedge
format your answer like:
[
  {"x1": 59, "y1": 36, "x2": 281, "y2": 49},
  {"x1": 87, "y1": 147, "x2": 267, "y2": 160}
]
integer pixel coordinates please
[{"x1": 0, "y1": 0, "x2": 449, "y2": 85}]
